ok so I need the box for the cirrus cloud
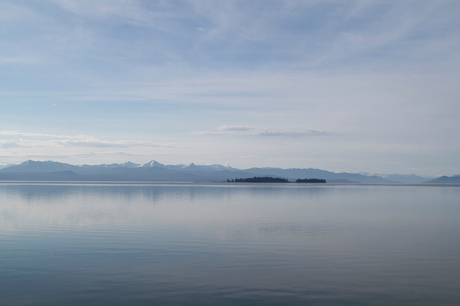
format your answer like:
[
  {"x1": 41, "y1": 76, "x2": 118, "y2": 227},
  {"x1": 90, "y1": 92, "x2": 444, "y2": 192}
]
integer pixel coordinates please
[
  {"x1": 0, "y1": 130, "x2": 177, "y2": 149},
  {"x1": 191, "y1": 125, "x2": 333, "y2": 137}
]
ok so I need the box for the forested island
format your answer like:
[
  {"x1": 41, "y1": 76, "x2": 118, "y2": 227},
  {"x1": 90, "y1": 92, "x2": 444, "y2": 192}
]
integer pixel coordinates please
[
  {"x1": 295, "y1": 178, "x2": 326, "y2": 183},
  {"x1": 227, "y1": 177, "x2": 326, "y2": 183},
  {"x1": 228, "y1": 177, "x2": 289, "y2": 183}
]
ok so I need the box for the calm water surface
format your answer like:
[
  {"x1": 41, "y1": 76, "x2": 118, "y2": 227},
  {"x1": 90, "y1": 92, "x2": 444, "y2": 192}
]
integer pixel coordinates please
[{"x1": 0, "y1": 183, "x2": 459, "y2": 305}]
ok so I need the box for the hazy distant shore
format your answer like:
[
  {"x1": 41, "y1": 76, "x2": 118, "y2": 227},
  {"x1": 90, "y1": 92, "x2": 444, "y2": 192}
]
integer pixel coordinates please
[{"x1": 0, "y1": 160, "x2": 455, "y2": 184}]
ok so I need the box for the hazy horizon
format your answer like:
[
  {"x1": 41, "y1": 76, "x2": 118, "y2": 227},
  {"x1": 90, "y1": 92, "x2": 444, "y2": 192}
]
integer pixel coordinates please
[
  {"x1": 0, "y1": 159, "x2": 442, "y2": 181},
  {"x1": 1, "y1": 1, "x2": 459, "y2": 177}
]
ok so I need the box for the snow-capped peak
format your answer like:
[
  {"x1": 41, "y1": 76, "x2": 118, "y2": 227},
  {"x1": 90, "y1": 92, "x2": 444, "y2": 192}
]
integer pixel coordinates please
[{"x1": 143, "y1": 160, "x2": 166, "y2": 168}]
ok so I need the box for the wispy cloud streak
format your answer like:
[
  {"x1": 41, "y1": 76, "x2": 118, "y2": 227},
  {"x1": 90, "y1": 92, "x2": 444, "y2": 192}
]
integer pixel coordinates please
[
  {"x1": 0, "y1": 130, "x2": 176, "y2": 149},
  {"x1": 192, "y1": 125, "x2": 333, "y2": 137}
]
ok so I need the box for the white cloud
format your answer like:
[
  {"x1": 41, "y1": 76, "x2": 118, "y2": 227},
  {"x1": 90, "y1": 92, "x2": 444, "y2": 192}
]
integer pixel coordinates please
[
  {"x1": 192, "y1": 125, "x2": 333, "y2": 137},
  {"x1": 0, "y1": 130, "x2": 176, "y2": 149}
]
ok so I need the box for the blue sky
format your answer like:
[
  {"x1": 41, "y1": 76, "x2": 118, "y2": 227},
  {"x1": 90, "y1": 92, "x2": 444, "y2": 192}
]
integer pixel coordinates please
[{"x1": 0, "y1": 0, "x2": 459, "y2": 176}]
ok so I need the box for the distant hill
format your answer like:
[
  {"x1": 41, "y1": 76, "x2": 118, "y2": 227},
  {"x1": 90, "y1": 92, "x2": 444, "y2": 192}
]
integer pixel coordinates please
[
  {"x1": 0, "y1": 170, "x2": 84, "y2": 181},
  {"x1": 0, "y1": 160, "x2": 444, "y2": 183},
  {"x1": 372, "y1": 173, "x2": 435, "y2": 184},
  {"x1": 426, "y1": 175, "x2": 460, "y2": 184},
  {"x1": 0, "y1": 164, "x2": 15, "y2": 170},
  {"x1": 3, "y1": 160, "x2": 78, "y2": 173}
]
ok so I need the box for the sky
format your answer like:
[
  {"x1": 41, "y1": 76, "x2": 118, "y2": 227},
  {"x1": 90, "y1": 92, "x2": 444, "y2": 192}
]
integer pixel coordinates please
[{"x1": 0, "y1": 0, "x2": 459, "y2": 176}]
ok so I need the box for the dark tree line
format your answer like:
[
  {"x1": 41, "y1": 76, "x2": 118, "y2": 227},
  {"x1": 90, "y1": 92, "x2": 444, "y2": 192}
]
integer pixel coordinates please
[
  {"x1": 228, "y1": 177, "x2": 289, "y2": 183},
  {"x1": 295, "y1": 178, "x2": 326, "y2": 183},
  {"x1": 227, "y1": 177, "x2": 326, "y2": 183}
]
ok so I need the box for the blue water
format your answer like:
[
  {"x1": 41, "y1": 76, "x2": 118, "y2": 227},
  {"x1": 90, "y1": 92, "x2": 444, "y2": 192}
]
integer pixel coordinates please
[{"x1": 0, "y1": 183, "x2": 459, "y2": 305}]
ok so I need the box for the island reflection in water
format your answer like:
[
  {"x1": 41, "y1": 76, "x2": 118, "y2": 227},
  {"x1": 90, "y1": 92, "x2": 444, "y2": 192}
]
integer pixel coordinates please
[{"x1": 1, "y1": 183, "x2": 459, "y2": 305}]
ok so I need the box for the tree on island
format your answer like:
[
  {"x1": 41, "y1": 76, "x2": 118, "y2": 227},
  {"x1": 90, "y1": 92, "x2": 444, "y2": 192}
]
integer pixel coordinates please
[
  {"x1": 227, "y1": 177, "x2": 289, "y2": 183},
  {"x1": 295, "y1": 178, "x2": 326, "y2": 183}
]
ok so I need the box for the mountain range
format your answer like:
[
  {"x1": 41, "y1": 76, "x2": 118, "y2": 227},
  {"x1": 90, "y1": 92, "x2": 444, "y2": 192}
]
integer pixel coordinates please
[
  {"x1": 0, "y1": 160, "x2": 447, "y2": 183},
  {"x1": 425, "y1": 175, "x2": 460, "y2": 184}
]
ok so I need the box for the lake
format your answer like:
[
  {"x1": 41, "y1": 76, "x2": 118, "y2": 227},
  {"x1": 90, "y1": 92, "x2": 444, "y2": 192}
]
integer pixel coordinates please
[{"x1": 0, "y1": 183, "x2": 459, "y2": 305}]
